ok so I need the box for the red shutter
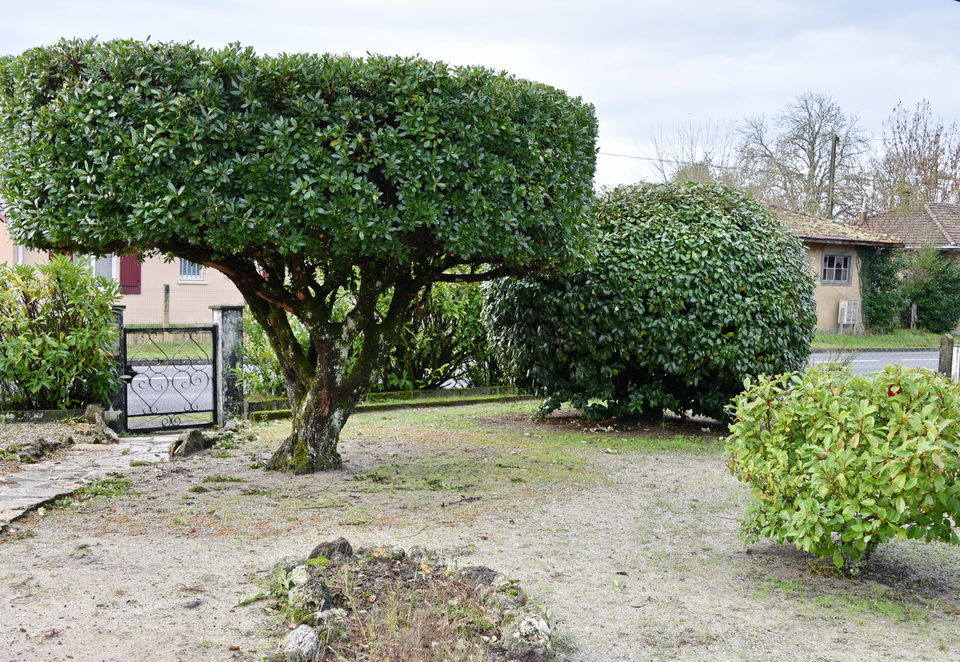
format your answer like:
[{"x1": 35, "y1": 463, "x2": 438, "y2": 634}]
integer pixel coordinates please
[{"x1": 119, "y1": 253, "x2": 141, "y2": 295}]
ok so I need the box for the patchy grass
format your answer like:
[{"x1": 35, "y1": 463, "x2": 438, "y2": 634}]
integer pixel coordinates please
[
  {"x1": 201, "y1": 474, "x2": 246, "y2": 483},
  {"x1": 50, "y1": 474, "x2": 135, "y2": 509},
  {"x1": 812, "y1": 329, "x2": 942, "y2": 350}
]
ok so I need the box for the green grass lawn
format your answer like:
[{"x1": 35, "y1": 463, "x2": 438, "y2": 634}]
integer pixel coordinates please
[{"x1": 812, "y1": 329, "x2": 944, "y2": 350}]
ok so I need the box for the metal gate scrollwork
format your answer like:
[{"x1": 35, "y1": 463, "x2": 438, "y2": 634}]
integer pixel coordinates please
[{"x1": 122, "y1": 326, "x2": 218, "y2": 432}]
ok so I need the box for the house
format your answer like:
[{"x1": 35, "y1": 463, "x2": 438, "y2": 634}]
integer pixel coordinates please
[
  {"x1": 771, "y1": 206, "x2": 903, "y2": 332},
  {"x1": 860, "y1": 202, "x2": 960, "y2": 251},
  {"x1": 0, "y1": 216, "x2": 244, "y2": 326}
]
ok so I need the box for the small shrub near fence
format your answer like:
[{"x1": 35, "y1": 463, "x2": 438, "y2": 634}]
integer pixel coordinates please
[
  {"x1": 727, "y1": 365, "x2": 960, "y2": 576},
  {"x1": 0, "y1": 257, "x2": 119, "y2": 409}
]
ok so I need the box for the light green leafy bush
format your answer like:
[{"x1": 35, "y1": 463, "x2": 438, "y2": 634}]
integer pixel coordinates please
[
  {"x1": 0, "y1": 256, "x2": 119, "y2": 409},
  {"x1": 485, "y1": 182, "x2": 815, "y2": 422},
  {"x1": 727, "y1": 365, "x2": 960, "y2": 576}
]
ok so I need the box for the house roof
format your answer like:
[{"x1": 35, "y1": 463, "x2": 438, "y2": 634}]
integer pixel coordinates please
[
  {"x1": 769, "y1": 206, "x2": 903, "y2": 247},
  {"x1": 861, "y1": 202, "x2": 960, "y2": 249}
]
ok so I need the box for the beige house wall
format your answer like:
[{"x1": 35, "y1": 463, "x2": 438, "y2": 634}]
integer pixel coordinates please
[
  {"x1": 803, "y1": 241, "x2": 863, "y2": 332},
  {"x1": 0, "y1": 222, "x2": 244, "y2": 325}
]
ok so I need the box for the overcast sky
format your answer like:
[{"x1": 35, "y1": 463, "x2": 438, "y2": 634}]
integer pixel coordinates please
[{"x1": 3, "y1": 0, "x2": 960, "y2": 188}]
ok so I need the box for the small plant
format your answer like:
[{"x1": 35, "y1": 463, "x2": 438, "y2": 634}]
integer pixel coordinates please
[
  {"x1": 727, "y1": 365, "x2": 960, "y2": 576},
  {"x1": 201, "y1": 475, "x2": 245, "y2": 483}
]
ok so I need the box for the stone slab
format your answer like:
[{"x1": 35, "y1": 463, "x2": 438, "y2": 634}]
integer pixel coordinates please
[{"x1": 0, "y1": 434, "x2": 176, "y2": 531}]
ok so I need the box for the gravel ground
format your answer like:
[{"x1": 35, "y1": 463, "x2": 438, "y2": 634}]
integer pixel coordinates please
[{"x1": 1, "y1": 402, "x2": 958, "y2": 661}]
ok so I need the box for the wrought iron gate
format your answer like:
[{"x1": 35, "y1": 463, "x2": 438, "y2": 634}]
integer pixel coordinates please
[{"x1": 122, "y1": 326, "x2": 219, "y2": 432}]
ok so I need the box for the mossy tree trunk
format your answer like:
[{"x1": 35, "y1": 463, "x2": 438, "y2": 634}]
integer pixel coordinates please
[{"x1": 233, "y1": 264, "x2": 419, "y2": 473}]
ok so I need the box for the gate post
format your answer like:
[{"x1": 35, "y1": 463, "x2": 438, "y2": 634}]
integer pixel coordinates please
[
  {"x1": 939, "y1": 334, "x2": 955, "y2": 378},
  {"x1": 106, "y1": 305, "x2": 127, "y2": 434},
  {"x1": 211, "y1": 305, "x2": 244, "y2": 425}
]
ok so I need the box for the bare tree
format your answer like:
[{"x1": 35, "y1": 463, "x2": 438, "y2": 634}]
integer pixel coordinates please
[
  {"x1": 735, "y1": 93, "x2": 870, "y2": 219},
  {"x1": 871, "y1": 100, "x2": 960, "y2": 210},
  {"x1": 650, "y1": 120, "x2": 739, "y2": 185}
]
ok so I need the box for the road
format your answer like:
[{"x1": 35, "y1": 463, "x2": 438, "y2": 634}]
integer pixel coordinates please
[
  {"x1": 125, "y1": 364, "x2": 214, "y2": 429},
  {"x1": 809, "y1": 350, "x2": 938, "y2": 375}
]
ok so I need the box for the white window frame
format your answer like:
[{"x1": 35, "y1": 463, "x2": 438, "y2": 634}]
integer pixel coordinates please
[
  {"x1": 821, "y1": 252, "x2": 852, "y2": 285},
  {"x1": 179, "y1": 259, "x2": 205, "y2": 282}
]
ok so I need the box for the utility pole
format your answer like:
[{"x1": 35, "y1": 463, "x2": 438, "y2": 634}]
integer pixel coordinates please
[{"x1": 827, "y1": 132, "x2": 839, "y2": 219}]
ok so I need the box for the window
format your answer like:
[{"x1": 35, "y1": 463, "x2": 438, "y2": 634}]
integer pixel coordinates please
[
  {"x1": 180, "y1": 259, "x2": 204, "y2": 281},
  {"x1": 821, "y1": 253, "x2": 851, "y2": 284}
]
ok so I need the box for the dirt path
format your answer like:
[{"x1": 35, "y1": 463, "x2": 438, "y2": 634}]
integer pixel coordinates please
[{"x1": 1, "y1": 402, "x2": 958, "y2": 661}]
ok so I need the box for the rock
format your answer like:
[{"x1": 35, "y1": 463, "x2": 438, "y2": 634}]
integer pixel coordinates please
[
  {"x1": 502, "y1": 609, "x2": 552, "y2": 662},
  {"x1": 94, "y1": 425, "x2": 120, "y2": 444},
  {"x1": 287, "y1": 577, "x2": 333, "y2": 612},
  {"x1": 169, "y1": 429, "x2": 208, "y2": 458},
  {"x1": 458, "y1": 566, "x2": 503, "y2": 587},
  {"x1": 289, "y1": 564, "x2": 310, "y2": 586},
  {"x1": 407, "y1": 546, "x2": 427, "y2": 562},
  {"x1": 272, "y1": 556, "x2": 304, "y2": 574},
  {"x1": 182, "y1": 598, "x2": 203, "y2": 609},
  {"x1": 307, "y1": 537, "x2": 353, "y2": 562},
  {"x1": 312, "y1": 607, "x2": 348, "y2": 635},
  {"x1": 276, "y1": 625, "x2": 321, "y2": 662}
]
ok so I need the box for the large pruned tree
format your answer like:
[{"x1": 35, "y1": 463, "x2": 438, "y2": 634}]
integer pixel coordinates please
[{"x1": 0, "y1": 39, "x2": 598, "y2": 472}]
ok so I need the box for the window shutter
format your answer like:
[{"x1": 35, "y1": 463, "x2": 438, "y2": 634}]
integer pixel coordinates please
[{"x1": 119, "y1": 253, "x2": 141, "y2": 295}]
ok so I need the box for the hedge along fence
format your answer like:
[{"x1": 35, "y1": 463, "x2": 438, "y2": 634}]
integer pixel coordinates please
[{"x1": 0, "y1": 257, "x2": 119, "y2": 410}]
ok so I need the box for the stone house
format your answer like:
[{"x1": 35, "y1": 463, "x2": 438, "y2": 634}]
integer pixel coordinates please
[{"x1": 771, "y1": 207, "x2": 903, "y2": 332}]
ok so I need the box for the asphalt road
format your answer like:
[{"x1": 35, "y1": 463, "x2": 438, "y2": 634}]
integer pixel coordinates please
[
  {"x1": 125, "y1": 364, "x2": 214, "y2": 429},
  {"x1": 809, "y1": 350, "x2": 938, "y2": 375}
]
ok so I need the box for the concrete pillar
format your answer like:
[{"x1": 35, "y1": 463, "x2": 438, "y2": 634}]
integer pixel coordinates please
[
  {"x1": 106, "y1": 305, "x2": 126, "y2": 433},
  {"x1": 211, "y1": 305, "x2": 244, "y2": 425},
  {"x1": 939, "y1": 334, "x2": 954, "y2": 378}
]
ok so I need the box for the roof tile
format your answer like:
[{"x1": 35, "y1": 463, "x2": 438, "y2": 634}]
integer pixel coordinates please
[{"x1": 770, "y1": 206, "x2": 902, "y2": 247}]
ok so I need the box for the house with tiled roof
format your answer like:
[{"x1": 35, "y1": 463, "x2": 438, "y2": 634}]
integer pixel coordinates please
[
  {"x1": 770, "y1": 206, "x2": 903, "y2": 332},
  {"x1": 860, "y1": 202, "x2": 960, "y2": 250}
]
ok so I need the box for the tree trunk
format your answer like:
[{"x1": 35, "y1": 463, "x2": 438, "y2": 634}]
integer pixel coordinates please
[{"x1": 266, "y1": 396, "x2": 348, "y2": 473}]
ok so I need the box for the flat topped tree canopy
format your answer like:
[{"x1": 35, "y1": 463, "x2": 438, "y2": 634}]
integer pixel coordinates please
[
  {"x1": 0, "y1": 39, "x2": 599, "y2": 473},
  {"x1": 0, "y1": 39, "x2": 597, "y2": 279}
]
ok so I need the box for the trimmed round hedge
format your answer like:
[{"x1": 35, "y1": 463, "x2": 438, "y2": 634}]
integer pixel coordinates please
[{"x1": 484, "y1": 182, "x2": 816, "y2": 421}]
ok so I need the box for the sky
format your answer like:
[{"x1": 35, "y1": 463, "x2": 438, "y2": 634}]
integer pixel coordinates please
[{"x1": 3, "y1": 0, "x2": 960, "y2": 188}]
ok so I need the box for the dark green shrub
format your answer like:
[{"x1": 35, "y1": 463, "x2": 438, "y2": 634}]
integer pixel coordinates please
[
  {"x1": 902, "y1": 247, "x2": 960, "y2": 334},
  {"x1": 484, "y1": 182, "x2": 816, "y2": 421},
  {"x1": 0, "y1": 256, "x2": 119, "y2": 408},
  {"x1": 858, "y1": 246, "x2": 905, "y2": 334},
  {"x1": 727, "y1": 365, "x2": 960, "y2": 576},
  {"x1": 376, "y1": 282, "x2": 503, "y2": 392},
  {"x1": 239, "y1": 282, "x2": 503, "y2": 399}
]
